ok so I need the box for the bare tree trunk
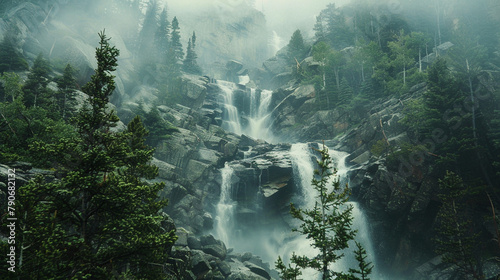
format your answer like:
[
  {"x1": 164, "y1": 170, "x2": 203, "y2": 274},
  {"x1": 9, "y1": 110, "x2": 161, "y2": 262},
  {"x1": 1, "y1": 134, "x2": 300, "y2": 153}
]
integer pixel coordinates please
[
  {"x1": 403, "y1": 64, "x2": 406, "y2": 85},
  {"x1": 361, "y1": 61, "x2": 365, "y2": 82},
  {"x1": 419, "y1": 48, "x2": 422, "y2": 72}
]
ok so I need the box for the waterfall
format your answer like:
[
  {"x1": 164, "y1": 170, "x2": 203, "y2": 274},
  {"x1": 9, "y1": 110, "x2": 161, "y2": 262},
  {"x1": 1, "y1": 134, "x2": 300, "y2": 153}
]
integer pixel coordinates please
[
  {"x1": 247, "y1": 89, "x2": 274, "y2": 141},
  {"x1": 217, "y1": 80, "x2": 242, "y2": 135},
  {"x1": 214, "y1": 79, "x2": 382, "y2": 278},
  {"x1": 217, "y1": 80, "x2": 274, "y2": 142},
  {"x1": 215, "y1": 163, "x2": 236, "y2": 246}
]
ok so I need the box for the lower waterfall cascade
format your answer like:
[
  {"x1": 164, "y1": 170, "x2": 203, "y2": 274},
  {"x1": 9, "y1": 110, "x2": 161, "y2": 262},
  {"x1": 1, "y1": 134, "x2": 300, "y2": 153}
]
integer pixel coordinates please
[{"x1": 213, "y1": 79, "x2": 383, "y2": 279}]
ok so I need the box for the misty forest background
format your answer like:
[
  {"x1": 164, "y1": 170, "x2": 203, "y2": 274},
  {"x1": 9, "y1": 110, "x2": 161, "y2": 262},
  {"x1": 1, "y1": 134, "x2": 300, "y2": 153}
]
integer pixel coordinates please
[{"x1": 1, "y1": 0, "x2": 500, "y2": 279}]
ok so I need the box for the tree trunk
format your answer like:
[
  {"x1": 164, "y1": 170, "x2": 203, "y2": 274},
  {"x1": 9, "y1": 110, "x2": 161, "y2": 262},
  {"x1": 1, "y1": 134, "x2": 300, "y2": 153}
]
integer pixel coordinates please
[
  {"x1": 403, "y1": 64, "x2": 406, "y2": 85},
  {"x1": 361, "y1": 62, "x2": 365, "y2": 82},
  {"x1": 419, "y1": 48, "x2": 422, "y2": 72},
  {"x1": 334, "y1": 68, "x2": 340, "y2": 91}
]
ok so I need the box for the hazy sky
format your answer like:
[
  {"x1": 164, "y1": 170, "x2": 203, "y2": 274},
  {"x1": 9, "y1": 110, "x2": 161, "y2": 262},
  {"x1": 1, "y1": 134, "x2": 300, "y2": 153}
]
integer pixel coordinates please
[
  {"x1": 164, "y1": 0, "x2": 350, "y2": 42},
  {"x1": 253, "y1": 0, "x2": 350, "y2": 40}
]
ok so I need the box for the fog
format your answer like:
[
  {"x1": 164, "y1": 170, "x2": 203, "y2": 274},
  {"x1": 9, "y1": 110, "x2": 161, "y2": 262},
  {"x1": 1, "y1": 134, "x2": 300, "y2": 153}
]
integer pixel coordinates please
[
  {"x1": 163, "y1": 0, "x2": 351, "y2": 48},
  {"x1": 253, "y1": 0, "x2": 350, "y2": 40}
]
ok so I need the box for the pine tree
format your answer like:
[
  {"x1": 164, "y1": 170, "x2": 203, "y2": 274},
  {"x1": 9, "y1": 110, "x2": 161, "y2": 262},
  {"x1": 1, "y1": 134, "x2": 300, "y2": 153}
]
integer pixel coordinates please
[
  {"x1": 421, "y1": 59, "x2": 459, "y2": 140},
  {"x1": 314, "y1": 14, "x2": 328, "y2": 43},
  {"x1": 183, "y1": 32, "x2": 202, "y2": 75},
  {"x1": 434, "y1": 171, "x2": 484, "y2": 280},
  {"x1": 338, "y1": 77, "x2": 353, "y2": 108},
  {"x1": 170, "y1": 16, "x2": 184, "y2": 61},
  {"x1": 276, "y1": 145, "x2": 372, "y2": 280},
  {"x1": 287, "y1": 29, "x2": 306, "y2": 66},
  {"x1": 23, "y1": 53, "x2": 52, "y2": 108},
  {"x1": 20, "y1": 31, "x2": 177, "y2": 279},
  {"x1": 56, "y1": 64, "x2": 77, "y2": 120},
  {"x1": 154, "y1": 8, "x2": 171, "y2": 63},
  {"x1": 137, "y1": 0, "x2": 159, "y2": 65},
  {"x1": 349, "y1": 242, "x2": 374, "y2": 280},
  {"x1": 322, "y1": 3, "x2": 353, "y2": 49}
]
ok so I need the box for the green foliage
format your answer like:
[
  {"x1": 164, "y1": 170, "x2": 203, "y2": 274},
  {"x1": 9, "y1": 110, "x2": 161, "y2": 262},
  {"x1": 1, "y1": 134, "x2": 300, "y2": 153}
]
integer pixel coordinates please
[
  {"x1": 434, "y1": 171, "x2": 484, "y2": 280},
  {"x1": 18, "y1": 31, "x2": 177, "y2": 279},
  {"x1": 154, "y1": 8, "x2": 171, "y2": 62},
  {"x1": 137, "y1": 105, "x2": 178, "y2": 147},
  {"x1": 23, "y1": 53, "x2": 53, "y2": 108},
  {"x1": 170, "y1": 16, "x2": 184, "y2": 61},
  {"x1": 370, "y1": 139, "x2": 388, "y2": 157},
  {"x1": 0, "y1": 99, "x2": 75, "y2": 164},
  {"x1": 275, "y1": 255, "x2": 302, "y2": 280},
  {"x1": 386, "y1": 143, "x2": 428, "y2": 172},
  {"x1": 421, "y1": 59, "x2": 460, "y2": 139},
  {"x1": 338, "y1": 77, "x2": 353, "y2": 108},
  {"x1": 0, "y1": 72, "x2": 23, "y2": 102},
  {"x1": 54, "y1": 64, "x2": 78, "y2": 120},
  {"x1": 183, "y1": 32, "x2": 202, "y2": 75},
  {"x1": 287, "y1": 29, "x2": 307, "y2": 65},
  {"x1": 276, "y1": 145, "x2": 372, "y2": 280},
  {"x1": 399, "y1": 97, "x2": 426, "y2": 136},
  {"x1": 138, "y1": 0, "x2": 159, "y2": 64},
  {"x1": 314, "y1": 4, "x2": 353, "y2": 49},
  {"x1": 349, "y1": 241, "x2": 374, "y2": 280}
]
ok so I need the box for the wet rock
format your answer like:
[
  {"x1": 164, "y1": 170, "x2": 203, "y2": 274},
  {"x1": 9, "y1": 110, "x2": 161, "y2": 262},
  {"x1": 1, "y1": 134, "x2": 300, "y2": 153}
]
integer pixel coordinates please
[
  {"x1": 175, "y1": 227, "x2": 190, "y2": 247},
  {"x1": 203, "y1": 242, "x2": 227, "y2": 260},
  {"x1": 187, "y1": 236, "x2": 202, "y2": 250},
  {"x1": 218, "y1": 261, "x2": 232, "y2": 277},
  {"x1": 185, "y1": 159, "x2": 211, "y2": 182},
  {"x1": 227, "y1": 258, "x2": 269, "y2": 280},
  {"x1": 243, "y1": 262, "x2": 271, "y2": 280},
  {"x1": 191, "y1": 250, "x2": 212, "y2": 278},
  {"x1": 198, "y1": 148, "x2": 222, "y2": 166},
  {"x1": 202, "y1": 212, "x2": 214, "y2": 230},
  {"x1": 180, "y1": 74, "x2": 209, "y2": 109}
]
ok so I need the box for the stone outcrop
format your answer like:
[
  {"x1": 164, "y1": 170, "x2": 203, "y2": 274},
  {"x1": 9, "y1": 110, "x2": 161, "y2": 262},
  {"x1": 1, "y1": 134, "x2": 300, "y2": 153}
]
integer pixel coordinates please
[{"x1": 170, "y1": 230, "x2": 274, "y2": 280}]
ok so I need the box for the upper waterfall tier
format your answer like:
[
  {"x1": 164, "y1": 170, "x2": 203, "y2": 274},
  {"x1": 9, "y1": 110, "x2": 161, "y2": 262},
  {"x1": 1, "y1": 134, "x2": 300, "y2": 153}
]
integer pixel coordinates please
[{"x1": 216, "y1": 79, "x2": 275, "y2": 143}]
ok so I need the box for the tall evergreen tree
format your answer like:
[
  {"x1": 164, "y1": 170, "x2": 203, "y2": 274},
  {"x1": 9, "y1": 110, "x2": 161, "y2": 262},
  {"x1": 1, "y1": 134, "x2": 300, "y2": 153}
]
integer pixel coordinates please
[
  {"x1": 183, "y1": 32, "x2": 202, "y2": 75},
  {"x1": 154, "y1": 8, "x2": 171, "y2": 63},
  {"x1": 55, "y1": 64, "x2": 77, "y2": 120},
  {"x1": 19, "y1": 31, "x2": 176, "y2": 279},
  {"x1": 137, "y1": 0, "x2": 159, "y2": 65},
  {"x1": 434, "y1": 171, "x2": 483, "y2": 280},
  {"x1": 287, "y1": 29, "x2": 307, "y2": 66},
  {"x1": 23, "y1": 53, "x2": 52, "y2": 108},
  {"x1": 338, "y1": 77, "x2": 353, "y2": 108},
  {"x1": 170, "y1": 16, "x2": 184, "y2": 61}
]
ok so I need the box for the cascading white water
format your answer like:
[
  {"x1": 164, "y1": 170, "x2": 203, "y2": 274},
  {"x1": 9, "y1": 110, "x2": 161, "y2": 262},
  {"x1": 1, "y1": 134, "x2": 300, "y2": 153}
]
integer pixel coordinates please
[
  {"x1": 217, "y1": 79, "x2": 274, "y2": 142},
  {"x1": 218, "y1": 80, "x2": 243, "y2": 135},
  {"x1": 215, "y1": 163, "x2": 236, "y2": 246},
  {"x1": 247, "y1": 89, "x2": 274, "y2": 141}
]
